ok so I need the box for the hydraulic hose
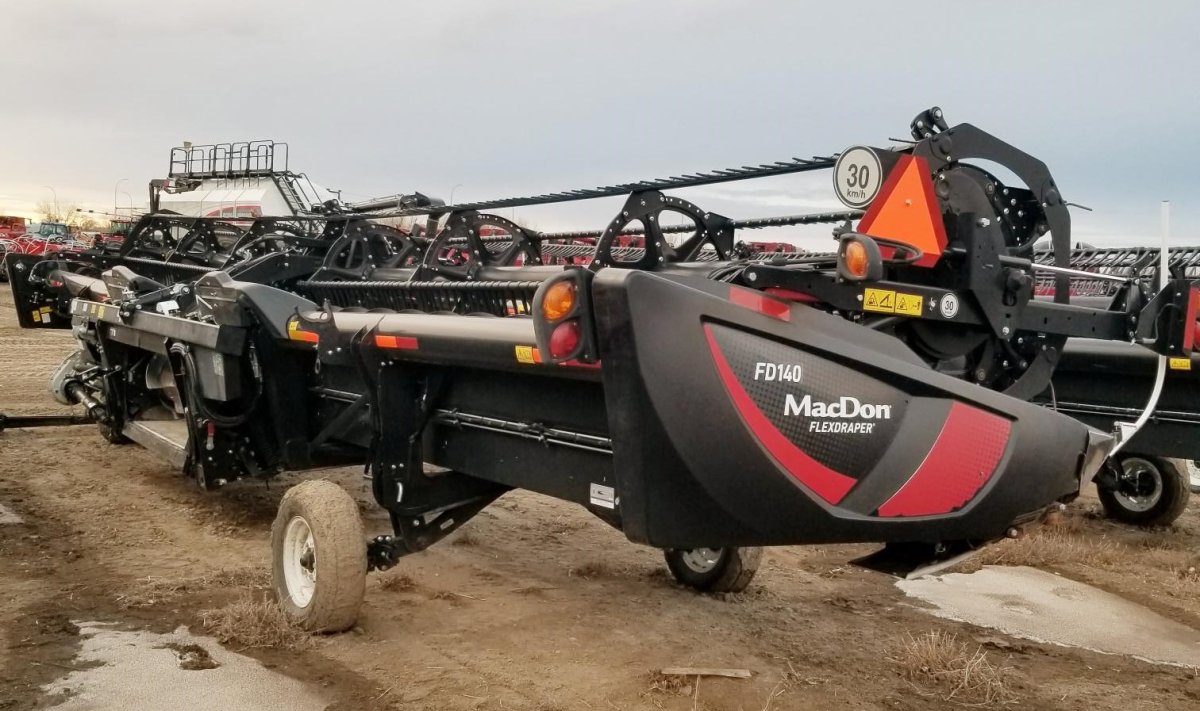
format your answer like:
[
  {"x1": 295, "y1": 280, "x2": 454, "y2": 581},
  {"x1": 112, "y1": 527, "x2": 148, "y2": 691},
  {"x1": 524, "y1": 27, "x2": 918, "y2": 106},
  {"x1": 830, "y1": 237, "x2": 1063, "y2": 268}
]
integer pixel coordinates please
[{"x1": 168, "y1": 342, "x2": 261, "y2": 428}]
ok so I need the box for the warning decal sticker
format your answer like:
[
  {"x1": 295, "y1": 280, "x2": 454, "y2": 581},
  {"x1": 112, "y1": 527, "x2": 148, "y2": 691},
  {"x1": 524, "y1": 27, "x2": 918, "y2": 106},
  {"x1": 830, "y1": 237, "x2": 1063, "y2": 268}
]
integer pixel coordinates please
[
  {"x1": 863, "y1": 288, "x2": 923, "y2": 317},
  {"x1": 895, "y1": 293, "x2": 922, "y2": 317},
  {"x1": 863, "y1": 288, "x2": 894, "y2": 312}
]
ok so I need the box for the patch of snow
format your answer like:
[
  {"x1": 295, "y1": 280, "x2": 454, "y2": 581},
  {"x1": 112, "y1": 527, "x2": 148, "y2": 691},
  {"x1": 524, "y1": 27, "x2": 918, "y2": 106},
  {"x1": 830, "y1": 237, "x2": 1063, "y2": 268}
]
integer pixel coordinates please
[
  {"x1": 898, "y1": 565, "x2": 1200, "y2": 668},
  {"x1": 43, "y1": 621, "x2": 327, "y2": 710}
]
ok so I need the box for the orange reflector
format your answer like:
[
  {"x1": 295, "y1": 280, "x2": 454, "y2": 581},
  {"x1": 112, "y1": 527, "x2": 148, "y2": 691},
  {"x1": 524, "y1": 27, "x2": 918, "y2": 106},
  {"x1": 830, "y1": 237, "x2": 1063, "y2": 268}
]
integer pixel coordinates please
[
  {"x1": 541, "y1": 281, "x2": 576, "y2": 321},
  {"x1": 375, "y1": 334, "x2": 419, "y2": 350},
  {"x1": 728, "y1": 286, "x2": 790, "y2": 321},
  {"x1": 843, "y1": 240, "x2": 869, "y2": 278},
  {"x1": 286, "y1": 318, "x2": 319, "y2": 343},
  {"x1": 856, "y1": 154, "x2": 947, "y2": 268}
]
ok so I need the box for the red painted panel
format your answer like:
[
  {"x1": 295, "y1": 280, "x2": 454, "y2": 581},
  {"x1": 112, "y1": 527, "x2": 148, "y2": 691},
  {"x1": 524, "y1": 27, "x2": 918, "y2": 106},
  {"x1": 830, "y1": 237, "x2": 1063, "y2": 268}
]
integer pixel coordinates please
[{"x1": 877, "y1": 402, "x2": 1010, "y2": 517}]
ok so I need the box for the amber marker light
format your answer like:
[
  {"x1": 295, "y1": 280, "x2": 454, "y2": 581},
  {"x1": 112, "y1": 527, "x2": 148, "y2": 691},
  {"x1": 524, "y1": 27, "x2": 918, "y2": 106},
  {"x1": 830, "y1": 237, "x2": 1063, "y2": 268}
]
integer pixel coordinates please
[
  {"x1": 541, "y1": 280, "x2": 576, "y2": 321},
  {"x1": 844, "y1": 240, "x2": 869, "y2": 279}
]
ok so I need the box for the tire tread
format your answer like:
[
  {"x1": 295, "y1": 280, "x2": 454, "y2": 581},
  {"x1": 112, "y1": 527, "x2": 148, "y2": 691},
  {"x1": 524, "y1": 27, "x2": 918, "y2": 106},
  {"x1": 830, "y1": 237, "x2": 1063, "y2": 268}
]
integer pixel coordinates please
[
  {"x1": 664, "y1": 546, "x2": 763, "y2": 593},
  {"x1": 271, "y1": 480, "x2": 366, "y2": 632}
]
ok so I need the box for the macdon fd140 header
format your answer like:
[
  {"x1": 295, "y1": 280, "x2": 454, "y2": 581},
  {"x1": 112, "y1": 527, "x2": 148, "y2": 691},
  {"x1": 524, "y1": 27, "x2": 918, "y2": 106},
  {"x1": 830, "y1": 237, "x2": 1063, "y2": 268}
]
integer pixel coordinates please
[{"x1": 5, "y1": 107, "x2": 1198, "y2": 632}]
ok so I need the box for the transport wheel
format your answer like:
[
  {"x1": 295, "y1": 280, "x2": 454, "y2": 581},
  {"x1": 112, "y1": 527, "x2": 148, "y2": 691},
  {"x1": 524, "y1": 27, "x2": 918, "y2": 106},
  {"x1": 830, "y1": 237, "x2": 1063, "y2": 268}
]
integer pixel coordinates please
[
  {"x1": 97, "y1": 420, "x2": 129, "y2": 444},
  {"x1": 1187, "y1": 460, "x2": 1200, "y2": 494},
  {"x1": 271, "y1": 480, "x2": 367, "y2": 632},
  {"x1": 1098, "y1": 455, "x2": 1190, "y2": 527},
  {"x1": 663, "y1": 546, "x2": 762, "y2": 593}
]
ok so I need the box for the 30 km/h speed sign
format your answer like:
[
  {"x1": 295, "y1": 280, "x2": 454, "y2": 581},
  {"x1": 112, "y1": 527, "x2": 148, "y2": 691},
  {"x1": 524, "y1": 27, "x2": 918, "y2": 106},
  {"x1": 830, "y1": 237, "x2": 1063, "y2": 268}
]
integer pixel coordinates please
[{"x1": 833, "y1": 146, "x2": 883, "y2": 209}]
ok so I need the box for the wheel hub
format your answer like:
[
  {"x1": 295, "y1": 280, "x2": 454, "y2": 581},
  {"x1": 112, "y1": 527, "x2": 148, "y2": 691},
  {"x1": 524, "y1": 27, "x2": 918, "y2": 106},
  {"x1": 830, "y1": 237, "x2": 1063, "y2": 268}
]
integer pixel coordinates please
[
  {"x1": 1113, "y1": 458, "x2": 1162, "y2": 513},
  {"x1": 679, "y1": 548, "x2": 723, "y2": 574},
  {"x1": 283, "y1": 516, "x2": 317, "y2": 608}
]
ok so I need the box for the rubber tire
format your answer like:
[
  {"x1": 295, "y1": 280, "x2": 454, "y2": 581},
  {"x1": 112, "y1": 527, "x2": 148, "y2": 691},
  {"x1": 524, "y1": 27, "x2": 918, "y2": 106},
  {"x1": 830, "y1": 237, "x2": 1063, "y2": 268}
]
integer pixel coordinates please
[
  {"x1": 271, "y1": 480, "x2": 367, "y2": 633},
  {"x1": 663, "y1": 546, "x2": 762, "y2": 593},
  {"x1": 1098, "y1": 455, "x2": 1190, "y2": 527}
]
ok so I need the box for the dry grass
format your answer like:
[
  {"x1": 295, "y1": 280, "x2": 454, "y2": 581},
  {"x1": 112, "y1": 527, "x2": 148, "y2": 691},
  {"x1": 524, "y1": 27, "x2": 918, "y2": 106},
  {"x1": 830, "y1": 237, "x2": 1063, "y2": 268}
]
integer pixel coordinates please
[
  {"x1": 1131, "y1": 529, "x2": 1190, "y2": 551},
  {"x1": 116, "y1": 567, "x2": 269, "y2": 610},
  {"x1": 645, "y1": 671, "x2": 757, "y2": 711},
  {"x1": 377, "y1": 572, "x2": 416, "y2": 592},
  {"x1": 890, "y1": 631, "x2": 1016, "y2": 706},
  {"x1": 568, "y1": 560, "x2": 619, "y2": 579},
  {"x1": 974, "y1": 511, "x2": 1200, "y2": 586},
  {"x1": 1162, "y1": 559, "x2": 1200, "y2": 598},
  {"x1": 646, "y1": 670, "x2": 693, "y2": 695},
  {"x1": 1174, "y1": 563, "x2": 1200, "y2": 583},
  {"x1": 974, "y1": 527, "x2": 1123, "y2": 568},
  {"x1": 449, "y1": 530, "x2": 480, "y2": 547},
  {"x1": 542, "y1": 517, "x2": 589, "y2": 536},
  {"x1": 201, "y1": 594, "x2": 311, "y2": 650}
]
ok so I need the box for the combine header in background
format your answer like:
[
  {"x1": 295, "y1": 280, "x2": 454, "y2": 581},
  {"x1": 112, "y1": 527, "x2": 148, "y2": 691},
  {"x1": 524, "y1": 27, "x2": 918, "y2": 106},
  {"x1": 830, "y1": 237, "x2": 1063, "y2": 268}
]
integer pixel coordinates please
[
  {"x1": 5, "y1": 107, "x2": 1198, "y2": 633},
  {"x1": 0, "y1": 219, "x2": 85, "y2": 281}
]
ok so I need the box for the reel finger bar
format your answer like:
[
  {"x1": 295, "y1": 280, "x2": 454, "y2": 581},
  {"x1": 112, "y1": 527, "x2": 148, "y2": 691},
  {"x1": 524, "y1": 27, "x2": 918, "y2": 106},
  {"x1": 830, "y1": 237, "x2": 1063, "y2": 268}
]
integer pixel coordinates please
[{"x1": 353, "y1": 156, "x2": 839, "y2": 218}]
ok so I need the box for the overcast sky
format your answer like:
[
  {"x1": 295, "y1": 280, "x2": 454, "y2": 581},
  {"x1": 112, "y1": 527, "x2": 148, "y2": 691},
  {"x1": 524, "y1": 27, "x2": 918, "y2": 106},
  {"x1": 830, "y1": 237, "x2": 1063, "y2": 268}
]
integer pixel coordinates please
[{"x1": 2, "y1": 0, "x2": 1197, "y2": 248}]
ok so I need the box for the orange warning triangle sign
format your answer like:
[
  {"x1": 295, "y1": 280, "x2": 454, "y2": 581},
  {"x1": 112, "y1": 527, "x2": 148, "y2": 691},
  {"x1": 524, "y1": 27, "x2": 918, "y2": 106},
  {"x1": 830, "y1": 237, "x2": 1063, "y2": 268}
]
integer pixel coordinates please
[{"x1": 856, "y1": 154, "x2": 947, "y2": 268}]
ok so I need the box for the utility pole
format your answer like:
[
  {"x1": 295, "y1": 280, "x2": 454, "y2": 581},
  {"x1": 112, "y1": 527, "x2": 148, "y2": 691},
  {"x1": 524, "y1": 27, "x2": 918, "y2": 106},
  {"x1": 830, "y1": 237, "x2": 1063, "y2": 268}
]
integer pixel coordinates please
[
  {"x1": 41, "y1": 186, "x2": 59, "y2": 221},
  {"x1": 114, "y1": 178, "x2": 128, "y2": 219}
]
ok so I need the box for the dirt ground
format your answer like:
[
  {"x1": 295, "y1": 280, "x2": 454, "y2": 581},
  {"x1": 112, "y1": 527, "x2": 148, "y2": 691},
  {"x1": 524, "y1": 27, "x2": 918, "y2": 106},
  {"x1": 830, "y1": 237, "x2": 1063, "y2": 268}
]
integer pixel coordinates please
[{"x1": 2, "y1": 289, "x2": 1199, "y2": 710}]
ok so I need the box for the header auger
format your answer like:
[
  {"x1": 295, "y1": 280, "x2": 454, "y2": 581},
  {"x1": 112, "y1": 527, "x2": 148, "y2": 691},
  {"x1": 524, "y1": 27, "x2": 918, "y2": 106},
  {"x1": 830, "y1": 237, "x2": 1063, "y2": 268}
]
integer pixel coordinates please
[{"x1": 5, "y1": 107, "x2": 1197, "y2": 631}]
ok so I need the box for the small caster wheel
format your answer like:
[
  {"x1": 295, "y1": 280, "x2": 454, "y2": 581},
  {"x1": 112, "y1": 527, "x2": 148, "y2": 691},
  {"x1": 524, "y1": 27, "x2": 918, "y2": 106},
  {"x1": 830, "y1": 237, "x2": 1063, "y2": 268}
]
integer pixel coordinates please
[
  {"x1": 1098, "y1": 455, "x2": 1190, "y2": 527},
  {"x1": 97, "y1": 420, "x2": 129, "y2": 444},
  {"x1": 272, "y1": 480, "x2": 367, "y2": 632},
  {"x1": 663, "y1": 546, "x2": 762, "y2": 593}
]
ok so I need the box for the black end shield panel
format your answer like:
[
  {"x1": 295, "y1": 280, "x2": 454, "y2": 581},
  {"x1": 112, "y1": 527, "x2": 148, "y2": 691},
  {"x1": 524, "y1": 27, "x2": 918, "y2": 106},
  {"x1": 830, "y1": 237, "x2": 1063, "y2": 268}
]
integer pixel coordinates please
[{"x1": 594, "y1": 270, "x2": 1088, "y2": 548}]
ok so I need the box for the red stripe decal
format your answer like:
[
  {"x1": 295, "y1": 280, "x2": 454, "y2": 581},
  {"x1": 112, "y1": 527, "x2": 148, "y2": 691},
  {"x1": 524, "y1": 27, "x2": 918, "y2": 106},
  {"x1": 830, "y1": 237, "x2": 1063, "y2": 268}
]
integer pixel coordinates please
[
  {"x1": 877, "y1": 402, "x2": 1010, "y2": 517},
  {"x1": 375, "y1": 334, "x2": 420, "y2": 350},
  {"x1": 728, "y1": 287, "x2": 791, "y2": 321},
  {"x1": 704, "y1": 325, "x2": 855, "y2": 504}
]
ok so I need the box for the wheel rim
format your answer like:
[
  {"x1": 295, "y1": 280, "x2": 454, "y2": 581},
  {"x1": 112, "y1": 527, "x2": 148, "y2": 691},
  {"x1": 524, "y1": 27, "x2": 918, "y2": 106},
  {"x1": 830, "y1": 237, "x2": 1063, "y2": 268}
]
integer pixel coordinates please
[
  {"x1": 282, "y1": 516, "x2": 317, "y2": 608},
  {"x1": 1113, "y1": 457, "x2": 1162, "y2": 513},
  {"x1": 679, "y1": 548, "x2": 724, "y2": 574}
]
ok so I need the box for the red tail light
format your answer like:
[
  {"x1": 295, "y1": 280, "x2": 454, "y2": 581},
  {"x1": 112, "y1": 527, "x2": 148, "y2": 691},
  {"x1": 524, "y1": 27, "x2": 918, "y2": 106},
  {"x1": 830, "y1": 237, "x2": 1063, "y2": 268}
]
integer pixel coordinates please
[{"x1": 548, "y1": 320, "x2": 581, "y2": 359}]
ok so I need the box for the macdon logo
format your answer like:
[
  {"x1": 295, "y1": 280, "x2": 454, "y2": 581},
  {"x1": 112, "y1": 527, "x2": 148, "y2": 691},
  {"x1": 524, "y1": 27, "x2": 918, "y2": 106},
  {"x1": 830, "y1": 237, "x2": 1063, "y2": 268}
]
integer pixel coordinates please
[{"x1": 784, "y1": 394, "x2": 892, "y2": 434}]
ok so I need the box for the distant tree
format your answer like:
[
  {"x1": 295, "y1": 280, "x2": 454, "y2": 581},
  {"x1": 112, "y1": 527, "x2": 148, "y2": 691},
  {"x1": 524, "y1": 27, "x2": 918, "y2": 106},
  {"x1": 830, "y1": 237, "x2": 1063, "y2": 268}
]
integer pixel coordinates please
[
  {"x1": 76, "y1": 215, "x2": 102, "y2": 232},
  {"x1": 35, "y1": 200, "x2": 71, "y2": 223},
  {"x1": 34, "y1": 201, "x2": 109, "y2": 232}
]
